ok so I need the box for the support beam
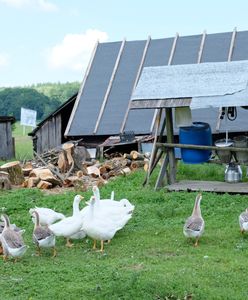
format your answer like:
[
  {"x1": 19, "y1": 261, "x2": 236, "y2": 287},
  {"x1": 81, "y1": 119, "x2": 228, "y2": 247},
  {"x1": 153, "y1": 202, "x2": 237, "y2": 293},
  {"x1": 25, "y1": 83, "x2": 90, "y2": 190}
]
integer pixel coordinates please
[
  {"x1": 143, "y1": 109, "x2": 162, "y2": 185},
  {"x1": 165, "y1": 108, "x2": 176, "y2": 184},
  {"x1": 157, "y1": 142, "x2": 248, "y2": 153},
  {"x1": 155, "y1": 153, "x2": 169, "y2": 190},
  {"x1": 228, "y1": 27, "x2": 237, "y2": 62},
  {"x1": 197, "y1": 30, "x2": 206, "y2": 63}
]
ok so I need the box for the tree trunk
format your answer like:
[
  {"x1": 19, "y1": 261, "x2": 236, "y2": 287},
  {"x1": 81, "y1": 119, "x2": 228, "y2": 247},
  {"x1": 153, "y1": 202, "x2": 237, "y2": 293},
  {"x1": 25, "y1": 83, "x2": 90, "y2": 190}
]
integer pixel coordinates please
[
  {"x1": 0, "y1": 171, "x2": 11, "y2": 190},
  {"x1": 0, "y1": 161, "x2": 24, "y2": 185}
]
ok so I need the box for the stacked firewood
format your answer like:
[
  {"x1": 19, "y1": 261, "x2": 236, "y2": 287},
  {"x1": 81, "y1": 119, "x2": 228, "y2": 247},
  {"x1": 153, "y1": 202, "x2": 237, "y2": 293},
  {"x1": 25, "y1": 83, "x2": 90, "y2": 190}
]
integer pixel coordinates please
[{"x1": 0, "y1": 145, "x2": 150, "y2": 190}]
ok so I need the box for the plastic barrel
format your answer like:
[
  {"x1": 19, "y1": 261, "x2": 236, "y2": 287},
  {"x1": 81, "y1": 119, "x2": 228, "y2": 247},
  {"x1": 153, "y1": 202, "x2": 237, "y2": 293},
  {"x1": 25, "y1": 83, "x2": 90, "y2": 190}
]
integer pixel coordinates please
[{"x1": 179, "y1": 122, "x2": 212, "y2": 164}]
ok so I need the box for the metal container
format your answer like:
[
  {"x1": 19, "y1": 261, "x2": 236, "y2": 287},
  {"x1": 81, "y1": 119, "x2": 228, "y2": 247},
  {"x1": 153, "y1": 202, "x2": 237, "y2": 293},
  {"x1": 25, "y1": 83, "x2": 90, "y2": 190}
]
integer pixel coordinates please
[
  {"x1": 215, "y1": 139, "x2": 233, "y2": 164},
  {"x1": 225, "y1": 163, "x2": 242, "y2": 183}
]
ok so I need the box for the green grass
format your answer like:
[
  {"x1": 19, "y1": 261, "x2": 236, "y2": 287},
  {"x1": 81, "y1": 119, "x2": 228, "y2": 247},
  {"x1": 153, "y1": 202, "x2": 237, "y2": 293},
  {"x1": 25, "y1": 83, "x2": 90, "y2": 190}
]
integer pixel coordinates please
[
  {"x1": 1, "y1": 170, "x2": 248, "y2": 299},
  {"x1": 13, "y1": 122, "x2": 33, "y2": 161}
]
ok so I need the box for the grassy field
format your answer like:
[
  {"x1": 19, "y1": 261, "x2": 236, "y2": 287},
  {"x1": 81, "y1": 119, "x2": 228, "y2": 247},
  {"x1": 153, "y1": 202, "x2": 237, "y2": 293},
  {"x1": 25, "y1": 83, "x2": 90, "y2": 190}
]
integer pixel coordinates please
[
  {"x1": 1, "y1": 169, "x2": 248, "y2": 299},
  {"x1": 13, "y1": 122, "x2": 34, "y2": 161},
  {"x1": 2, "y1": 122, "x2": 248, "y2": 299}
]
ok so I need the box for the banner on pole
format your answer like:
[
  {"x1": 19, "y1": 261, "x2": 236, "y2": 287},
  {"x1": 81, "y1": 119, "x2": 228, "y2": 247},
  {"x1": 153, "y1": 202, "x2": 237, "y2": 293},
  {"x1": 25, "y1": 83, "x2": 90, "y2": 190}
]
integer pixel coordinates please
[{"x1": 20, "y1": 107, "x2": 37, "y2": 127}]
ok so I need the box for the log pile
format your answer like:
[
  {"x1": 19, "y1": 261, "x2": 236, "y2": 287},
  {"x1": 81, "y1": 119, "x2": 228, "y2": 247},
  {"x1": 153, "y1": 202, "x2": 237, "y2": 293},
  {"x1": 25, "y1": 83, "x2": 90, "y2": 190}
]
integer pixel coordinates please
[{"x1": 1, "y1": 143, "x2": 150, "y2": 191}]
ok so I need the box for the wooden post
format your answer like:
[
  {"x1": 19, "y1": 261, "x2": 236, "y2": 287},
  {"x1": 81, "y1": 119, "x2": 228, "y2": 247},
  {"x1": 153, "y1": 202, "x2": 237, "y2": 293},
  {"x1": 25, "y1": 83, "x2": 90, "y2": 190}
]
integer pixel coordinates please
[
  {"x1": 143, "y1": 109, "x2": 162, "y2": 185},
  {"x1": 155, "y1": 153, "x2": 169, "y2": 190},
  {"x1": 166, "y1": 108, "x2": 176, "y2": 184}
]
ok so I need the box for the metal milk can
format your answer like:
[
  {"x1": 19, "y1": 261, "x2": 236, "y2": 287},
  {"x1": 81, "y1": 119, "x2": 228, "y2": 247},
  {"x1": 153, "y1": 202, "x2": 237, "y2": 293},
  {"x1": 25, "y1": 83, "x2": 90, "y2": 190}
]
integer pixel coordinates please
[{"x1": 225, "y1": 163, "x2": 242, "y2": 183}]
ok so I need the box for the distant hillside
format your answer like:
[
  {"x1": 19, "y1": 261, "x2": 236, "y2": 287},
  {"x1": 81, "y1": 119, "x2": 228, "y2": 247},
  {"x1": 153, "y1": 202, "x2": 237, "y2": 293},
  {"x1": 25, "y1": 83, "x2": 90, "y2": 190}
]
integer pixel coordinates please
[
  {"x1": 0, "y1": 82, "x2": 80, "y2": 121},
  {"x1": 0, "y1": 87, "x2": 61, "y2": 121},
  {"x1": 30, "y1": 82, "x2": 80, "y2": 103}
]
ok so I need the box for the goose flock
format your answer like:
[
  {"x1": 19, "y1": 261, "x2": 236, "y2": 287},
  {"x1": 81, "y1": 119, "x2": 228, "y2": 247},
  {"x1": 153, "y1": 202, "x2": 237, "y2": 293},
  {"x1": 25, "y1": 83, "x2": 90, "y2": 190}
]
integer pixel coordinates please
[
  {"x1": 0, "y1": 186, "x2": 135, "y2": 261},
  {"x1": 1, "y1": 188, "x2": 248, "y2": 261}
]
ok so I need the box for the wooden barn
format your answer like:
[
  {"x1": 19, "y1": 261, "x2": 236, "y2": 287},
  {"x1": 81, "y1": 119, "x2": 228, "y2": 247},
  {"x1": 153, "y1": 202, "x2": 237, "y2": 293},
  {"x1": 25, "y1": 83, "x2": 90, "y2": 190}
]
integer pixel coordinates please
[
  {"x1": 0, "y1": 116, "x2": 15, "y2": 160},
  {"x1": 31, "y1": 29, "x2": 248, "y2": 154},
  {"x1": 29, "y1": 94, "x2": 76, "y2": 154}
]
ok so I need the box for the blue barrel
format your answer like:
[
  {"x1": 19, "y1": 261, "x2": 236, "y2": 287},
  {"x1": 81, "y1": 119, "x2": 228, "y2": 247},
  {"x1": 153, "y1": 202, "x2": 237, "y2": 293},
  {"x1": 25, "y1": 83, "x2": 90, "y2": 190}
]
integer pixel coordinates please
[{"x1": 179, "y1": 122, "x2": 212, "y2": 164}]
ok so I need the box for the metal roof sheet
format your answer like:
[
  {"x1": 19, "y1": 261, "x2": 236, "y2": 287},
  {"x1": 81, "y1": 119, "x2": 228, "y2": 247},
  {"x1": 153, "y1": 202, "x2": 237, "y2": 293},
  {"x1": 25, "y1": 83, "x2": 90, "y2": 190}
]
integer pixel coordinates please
[{"x1": 131, "y1": 60, "x2": 248, "y2": 108}]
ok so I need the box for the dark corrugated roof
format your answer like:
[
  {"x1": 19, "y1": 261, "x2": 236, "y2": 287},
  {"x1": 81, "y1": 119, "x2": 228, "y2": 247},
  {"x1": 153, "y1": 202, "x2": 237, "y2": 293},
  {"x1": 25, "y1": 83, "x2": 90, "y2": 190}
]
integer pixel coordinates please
[
  {"x1": 0, "y1": 116, "x2": 15, "y2": 123},
  {"x1": 65, "y1": 29, "x2": 248, "y2": 137}
]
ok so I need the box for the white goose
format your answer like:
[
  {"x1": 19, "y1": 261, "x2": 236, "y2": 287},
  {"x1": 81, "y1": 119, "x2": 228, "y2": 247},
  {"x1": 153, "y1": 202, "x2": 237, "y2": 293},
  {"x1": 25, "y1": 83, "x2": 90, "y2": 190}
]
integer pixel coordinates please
[
  {"x1": 49, "y1": 195, "x2": 84, "y2": 247},
  {"x1": 81, "y1": 187, "x2": 134, "y2": 231},
  {"x1": 32, "y1": 210, "x2": 56, "y2": 257},
  {"x1": 239, "y1": 208, "x2": 248, "y2": 233},
  {"x1": 183, "y1": 193, "x2": 205, "y2": 247},
  {"x1": 29, "y1": 207, "x2": 65, "y2": 226},
  {"x1": 82, "y1": 196, "x2": 123, "y2": 251},
  {"x1": 91, "y1": 186, "x2": 135, "y2": 214},
  {"x1": 0, "y1": 214, "x2": 27, "y2": 261}
]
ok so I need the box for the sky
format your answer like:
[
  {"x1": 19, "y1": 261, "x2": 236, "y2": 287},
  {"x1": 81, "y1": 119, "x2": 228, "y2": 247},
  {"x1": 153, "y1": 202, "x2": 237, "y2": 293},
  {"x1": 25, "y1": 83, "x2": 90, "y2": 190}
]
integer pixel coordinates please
[{"x1": 0, "y1": 0, "x2": 248, "y2": 87}]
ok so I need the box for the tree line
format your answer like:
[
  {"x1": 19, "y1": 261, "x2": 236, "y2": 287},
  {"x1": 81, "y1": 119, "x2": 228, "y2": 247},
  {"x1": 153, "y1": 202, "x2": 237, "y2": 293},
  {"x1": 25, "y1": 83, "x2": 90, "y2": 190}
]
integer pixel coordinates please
[{"x1": 0, "y1": 82, "x2": 80, "y2": 121}]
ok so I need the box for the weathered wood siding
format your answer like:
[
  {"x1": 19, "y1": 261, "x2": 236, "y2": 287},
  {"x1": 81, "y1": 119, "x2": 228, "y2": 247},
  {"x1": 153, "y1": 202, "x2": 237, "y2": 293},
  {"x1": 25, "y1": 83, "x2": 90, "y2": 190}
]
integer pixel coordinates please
[
  {"x1": 0, "y1": 121, "x2": 14, "y2": 159},
  {"x1": 35, "y1": 115, "x2": 62, "y2": 154}
]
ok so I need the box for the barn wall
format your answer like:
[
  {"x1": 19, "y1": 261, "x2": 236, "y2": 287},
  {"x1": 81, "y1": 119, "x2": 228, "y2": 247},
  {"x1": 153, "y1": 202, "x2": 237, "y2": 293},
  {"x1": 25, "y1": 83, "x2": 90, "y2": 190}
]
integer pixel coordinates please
[
  {"x1": 35, "y1": 114, "x2": 62, "y2": 154},
  {"x1": 0, "y1": 121, "x2": 14, "y2": 159}
]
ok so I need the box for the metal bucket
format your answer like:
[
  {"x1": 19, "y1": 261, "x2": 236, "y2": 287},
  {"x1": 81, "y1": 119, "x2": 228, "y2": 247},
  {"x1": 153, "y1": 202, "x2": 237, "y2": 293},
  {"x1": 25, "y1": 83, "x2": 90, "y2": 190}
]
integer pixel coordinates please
[
  {"x1": 233, "y1": 135, "x2": 248, "y2": 164},
  {"x1": 215, "y1": 139, "x2": 233, "y2": 163},
  {"x1": 225, "y1": 163, "x2": 242, "y2": 183}
]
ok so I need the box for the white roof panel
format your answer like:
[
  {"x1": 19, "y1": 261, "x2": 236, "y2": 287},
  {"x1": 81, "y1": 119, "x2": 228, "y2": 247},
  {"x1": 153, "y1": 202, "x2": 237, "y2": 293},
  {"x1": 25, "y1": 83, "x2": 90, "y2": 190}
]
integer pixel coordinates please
[{"x1": 131, "y1": 61, "x2": 248, "y2": 107}]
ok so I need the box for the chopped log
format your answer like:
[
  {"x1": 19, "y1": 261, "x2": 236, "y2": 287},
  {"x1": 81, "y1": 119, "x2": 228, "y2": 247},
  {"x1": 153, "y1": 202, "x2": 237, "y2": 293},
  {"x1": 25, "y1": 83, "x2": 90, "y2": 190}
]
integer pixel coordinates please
[
  {"x1": 63, "y1": 176, "x2": 81, "y2": 187},
  {"x1": 73, "y1": 146, "x2": 91, "y2": 170},
  {"x1": 87, "y1": 165, "x2": 100, "y2": 177},
  {"x1": 34, "y1": 151, "x2": 65, "y2": 183},
  {"x1": 101, "y1": 172, "x2": 110, "y2": 180},
  {"x1": 57, "y1": 152, "x2": 68, "y2": 173},
  {"x1": 123, "y1": 153, "x2": 133, "y2": 160},
  {"x1": 0, "y1": 171, "x2": 11, "y2": 190},
  {"x1": 144, "y1": 162, "x2": 149, "y2": 172},
  {"x1": 29, "y1": 168, "x2": 60, "y2": 186},
  {"x1": 0, "y1": 161, "x2": 24, "y2": 185},
  {"x1": 62, "y1": 143, "x2": 74, "y2": 166},
  {"x1": 22, "y1": 162, "x2": 33, "y2": 176},
  {"x1": 121, "y1": 167, "x2": 131, "y2": 175},
  {"x1": 131, "y1": 151, "x2": 145, "y2": 160},
  {"x1": 130, "y1": 161, "x2": 146, "y2": 170},
  {"x1": 22, "y1": 167, "x2": 33, "y2": 177},
  {"x1": 76, "y1": 170, "x2": 83, "y2": 178},
  {"x1": 22, "y1": 178, "x2": 28, "y2": 188},
  {"x1": 27, "y1": 177, "x2": 40, "y2": 188},
  {"x1": 125, "y1": 159, "x2": 132, "y2": 167},
  {"x1": 63, "y1": 176, "x2": 88, "y2": 191},
  {"x1": 37, "y1": 180, "x2": 53, "y2": 189},
  {"x1": 108, "y1": 167, "x2": 123, "y2": 177},
  {"x1": 99, "y1": 166, "x2": 107, "y2": 175}
]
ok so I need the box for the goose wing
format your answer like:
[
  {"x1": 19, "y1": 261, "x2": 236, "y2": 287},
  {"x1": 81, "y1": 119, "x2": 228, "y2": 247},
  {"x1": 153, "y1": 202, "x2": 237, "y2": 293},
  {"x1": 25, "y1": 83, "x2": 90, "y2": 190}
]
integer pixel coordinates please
[
  {"x1": 185, "y1": 216, "x2": 204, "y2": 232},
  {"x1": 2, "y1": 229, "x2": 24, "y2": 248},
  {"x1": 33, "y1": 226, "x2": 53, "y2": 242}
]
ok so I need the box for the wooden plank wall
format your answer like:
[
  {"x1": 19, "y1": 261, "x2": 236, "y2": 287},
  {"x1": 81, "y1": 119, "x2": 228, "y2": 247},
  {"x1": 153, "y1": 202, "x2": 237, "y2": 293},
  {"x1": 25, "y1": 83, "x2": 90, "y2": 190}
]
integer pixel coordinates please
[
  {"x1": 0, "y1": 121, "x2": 14, "y2": 159},
  {"x1": 35, "y1": 115, "x2": 62, "y2": 154}
]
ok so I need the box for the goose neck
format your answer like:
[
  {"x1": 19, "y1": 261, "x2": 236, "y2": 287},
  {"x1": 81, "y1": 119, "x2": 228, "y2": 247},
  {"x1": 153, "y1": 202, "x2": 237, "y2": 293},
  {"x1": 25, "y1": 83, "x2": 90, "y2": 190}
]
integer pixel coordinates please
[
  {"x1": 73, "y1": 200, "x2": 80, "y2": 216},
  {"x1": 192, "y1": 196, "x2": 202, "y2": 217}
]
